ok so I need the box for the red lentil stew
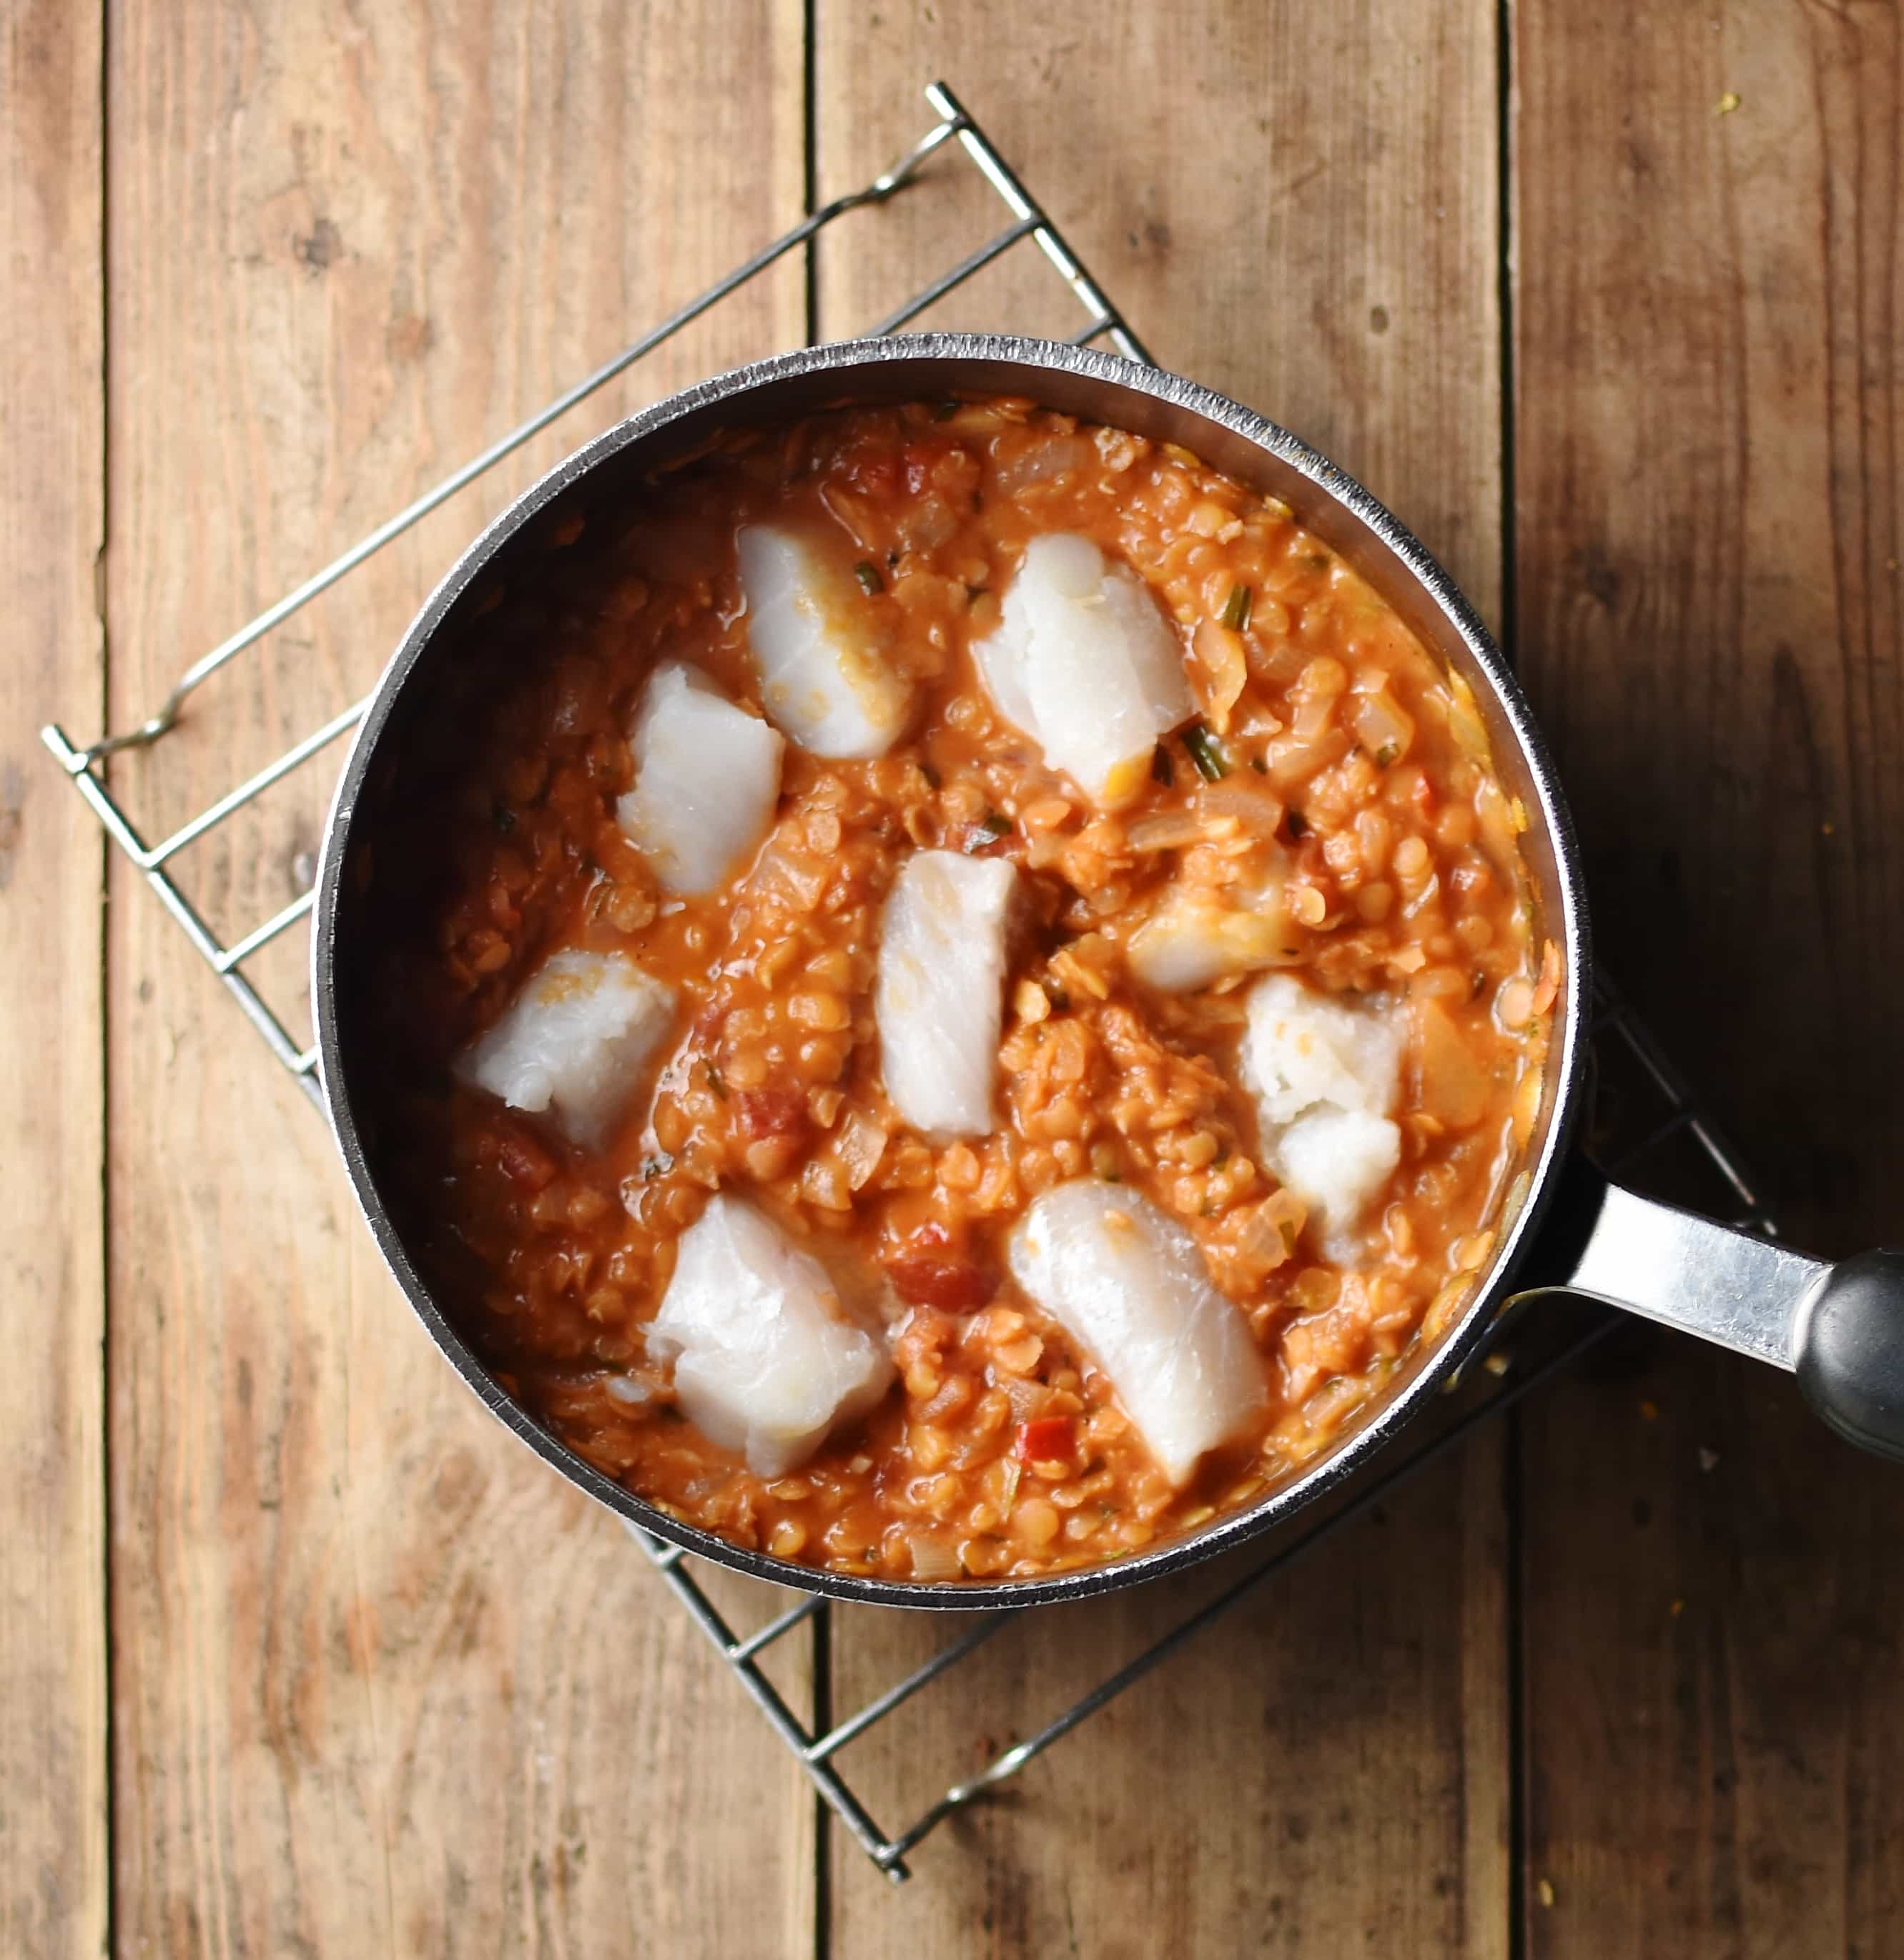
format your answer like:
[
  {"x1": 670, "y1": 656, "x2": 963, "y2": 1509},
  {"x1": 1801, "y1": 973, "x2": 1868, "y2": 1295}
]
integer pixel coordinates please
[{"x1": 371, "y1": 397, "x2": 1557, "y2": 1582}]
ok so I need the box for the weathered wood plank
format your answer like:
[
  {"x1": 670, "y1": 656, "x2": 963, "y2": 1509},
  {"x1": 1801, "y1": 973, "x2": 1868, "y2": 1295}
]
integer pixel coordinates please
[
  {"x1": 815, "y1": 6, "x2": 1511, "y2": 1951},
  {"x1": 1514, "y1": 2, "x2": 1904, "y2": 1954},
  {"x1": 0, "y1": 7, "x2": 107, "y2": 1959},
  {"x1": 103, "y1": 6, "x2": 814, "y2": 1955}
]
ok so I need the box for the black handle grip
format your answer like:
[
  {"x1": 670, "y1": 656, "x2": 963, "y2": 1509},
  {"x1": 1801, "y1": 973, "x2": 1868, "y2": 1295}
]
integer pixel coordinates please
[{"x1": 1793, "y1": 1251, "x2": 1904, "y2": 1462}]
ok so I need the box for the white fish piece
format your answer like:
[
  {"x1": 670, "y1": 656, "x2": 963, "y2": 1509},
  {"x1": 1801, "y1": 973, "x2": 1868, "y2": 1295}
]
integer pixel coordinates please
[
  {"x1": 1126, "y1": 887, "x2": 1301, "y2": 993},
  {"x1": 974, "y1": 533, "x2": 1195, "y2": 807},
  {"x1": 1008, "y1": 1181, "x2": 1265, "y2": 1487},
  {"x1": 736, "y1": 524, "x2": 915, "y2": 758},
  {"x1": 1240, "y1": 972, "x2": 1405, "y2": 1247},
  {"x1": 1241, "y1": 973, "x2": 1406, "y2": 1127},
  {"x1": 874, "y1": 850, "x2": 1017, "y2": 1139},
  {"x1": 646, "y1": 1195, "x2": 894, "y2": 1477},
  {"x1": 1270, "y1": 1106, "x2": 1403, "y2": 1242},
  {"x1": 457, "y1": 947, "x2": 675, "y2": 1151},
  {"x1": 615, "y1": 662, "x2": 784, "y2": 894}
]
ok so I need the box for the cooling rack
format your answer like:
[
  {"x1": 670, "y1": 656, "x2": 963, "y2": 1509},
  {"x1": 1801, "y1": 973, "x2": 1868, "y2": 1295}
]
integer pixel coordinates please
[{"x1": 41, "y1": 79, "x2": 1775, "y2": 1884}]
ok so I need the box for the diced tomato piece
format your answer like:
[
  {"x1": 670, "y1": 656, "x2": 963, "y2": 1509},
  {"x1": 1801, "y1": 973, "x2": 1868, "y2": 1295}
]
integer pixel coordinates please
[
  {"x1": 882, "y1": 1222, "x2": 999, "y2": 1310},
  {"x1": 495, "y1": 1129, "x2": 557, "y2": 1193},
  {"x1": 885, "y1": 1255, "x2": 997, "y2": 1311},
  {"x1": 735, "y1": 1088, "x2": 807, "y2": 1138},
  {"x1": 1015, "y1": 1416, "x2": 1075, "y2": 1464},
  {"x1": 847, "y1": 446, "x2": 901, "y2": 498}
]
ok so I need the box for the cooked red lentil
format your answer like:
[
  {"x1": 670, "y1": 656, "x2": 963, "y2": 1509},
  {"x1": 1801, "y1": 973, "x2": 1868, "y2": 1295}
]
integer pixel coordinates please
[{"x1": 380, "y1": 397, "x2": 1557, "y2": 1582}]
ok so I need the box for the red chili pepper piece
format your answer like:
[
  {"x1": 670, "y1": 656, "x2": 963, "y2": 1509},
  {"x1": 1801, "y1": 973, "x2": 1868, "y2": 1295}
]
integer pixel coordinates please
[{"x1": 1015, "y1": 1415, "x2": 1075, "y2": 1464}]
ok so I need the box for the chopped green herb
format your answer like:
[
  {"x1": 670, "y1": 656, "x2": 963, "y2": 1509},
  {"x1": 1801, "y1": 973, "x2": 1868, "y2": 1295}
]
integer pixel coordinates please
[
  {"x1": 1249, "y1": 755, "x2": 1268, "y2": 775},
  {"x1": 1306, "y1": 551, "x2": 1331, "y2": 572},
  {"x1": 493, "y1": 802, "x2": 516, "y2": 833},
  {"x1": 641, "y1": 1151, "x2": 675, "y2": 1181},
  {"x1": 1286, "y1": 808, "x2": 1310, "y2": 839},
  {"x1": 1373, "y1": 740, "x2": 1400, "y2": 768},
  {"x1": 1151, "y1": 742, "x2": 1175, "y2": 787},
  {"x1": 1181, "y1": 720, "x2": 1230, "y2": 782},
  {"x1": 1279, "y1": 1220, "x2": 1299, "y2": 1256},
  {"x1": 933, "y1": 399, "x2": 960, "y2": 420},
  {"x1": 997, "y1": 1457, "x2": 1021, "y2": 1513},
  {"x1": 854, "y1": 561, "x2": 883, "y2": 595},
  {"x1": 704, "y1": 1062, "x2": 729, "y2": 1100},
  {"x1": 1220, "y1": 582, "x2": 1253, "y2": 631},
  {"x1": 964, "y1": 811, "x2": 1011, "y2": 852}
]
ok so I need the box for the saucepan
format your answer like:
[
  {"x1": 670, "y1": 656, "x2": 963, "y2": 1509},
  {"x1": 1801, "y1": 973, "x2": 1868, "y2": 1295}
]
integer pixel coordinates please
[{"x1": 312, "y1": 334, "x2": 1904, "y2": 1607}]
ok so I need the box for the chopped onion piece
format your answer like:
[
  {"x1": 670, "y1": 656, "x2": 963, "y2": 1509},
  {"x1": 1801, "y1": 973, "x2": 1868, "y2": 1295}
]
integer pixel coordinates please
[
  {"x1": 1191, "y1": 617, "x2": 1248, "y2": 733},
  {"x1": 1347, "y1": 684, "x2": 1415, "y2": 768},
  {"x1": 1127, "y1": 885, "x2": 1302, "y2": 993},
  {"x1": 992, "y1": 433, "x2": 1095, "y2": 494},
  {"x1": 909, "y1": 1529, "x2": 962, "y2": 1581},
  {"x1": 1196, "y1": 780, "x2": 1286, "y2": 835},
  {"x1": 1126, "y1": 809, "x2": 1209, "y2": 852},
  {"x1": 834, "y1": 1109, "x2": 890, "y2": 1191}
]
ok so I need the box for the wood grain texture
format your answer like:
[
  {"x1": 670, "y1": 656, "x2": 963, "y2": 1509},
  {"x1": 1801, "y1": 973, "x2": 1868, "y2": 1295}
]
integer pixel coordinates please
[
  {"x1": 814, "y1": 7, "x2": 1511, "y2": 1952},
  {"x1": 6, "y1": 4, "x2": 1888, "y2": 1953},
  {"x1": 1514, "y1": 2, "x2": 1904, "y2": 1955},
  {"x1": 1514, "y1": 0, "x2": 1903, "y2": 1254},
  {"x1": 102, "y1": 6, "x2": 814, "y2": 1956},
  {"x1": 0, "y1": 7, "x2": 107, "y2": 1959}
]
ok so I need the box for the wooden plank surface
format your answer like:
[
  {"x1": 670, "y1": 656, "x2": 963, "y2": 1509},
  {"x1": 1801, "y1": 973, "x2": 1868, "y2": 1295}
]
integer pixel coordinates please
[
  {"x1": 0, "y1": 6, "x2": 107, "y2": 1959},
  {"x1": 1513, "y1": 2, "x2": 1904, "y2": 1955},
  {"x1": 3, "y1": 3, "x2": 1897, "y2": 1954},
  {"x1": 102, "y1": 6, "x2": 814, "y2": 1956},
  {"x1": 814, "y1": 9, "x2": 1513, "y2": 1953}
]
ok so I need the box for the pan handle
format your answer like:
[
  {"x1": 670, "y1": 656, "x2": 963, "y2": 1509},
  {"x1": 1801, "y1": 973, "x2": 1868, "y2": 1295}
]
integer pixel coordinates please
[{"x1": 1509, "y1": 1156, "x2": 1904, "y2": 1462}]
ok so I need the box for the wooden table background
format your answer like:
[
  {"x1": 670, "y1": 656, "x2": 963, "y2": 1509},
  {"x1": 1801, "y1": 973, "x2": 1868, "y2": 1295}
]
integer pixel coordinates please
[{"x1": 4, "y1": 1, "x2": 1901, "y2": 1954}]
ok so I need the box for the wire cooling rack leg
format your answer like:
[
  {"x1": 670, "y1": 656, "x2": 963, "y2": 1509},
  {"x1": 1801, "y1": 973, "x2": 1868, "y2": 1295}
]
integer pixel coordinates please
[
  {"x1": 61, "y1": 113, "x2": 967, "y2": 767},
  {"x1": 625, "y1": 1523, "x2": 916, "y2": 1883},
  {"x1": 924, "y1": 81, "x2": 1155, "y2": 365},
  {"x1": 40, "y1": 722, "x2": 325, "y2": 1095}
]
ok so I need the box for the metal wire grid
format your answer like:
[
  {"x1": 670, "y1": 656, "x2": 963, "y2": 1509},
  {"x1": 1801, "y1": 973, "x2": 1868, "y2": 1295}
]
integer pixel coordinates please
[{"x1": 37, "y1": 79, "x2": 1775, "y2": 1885}]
